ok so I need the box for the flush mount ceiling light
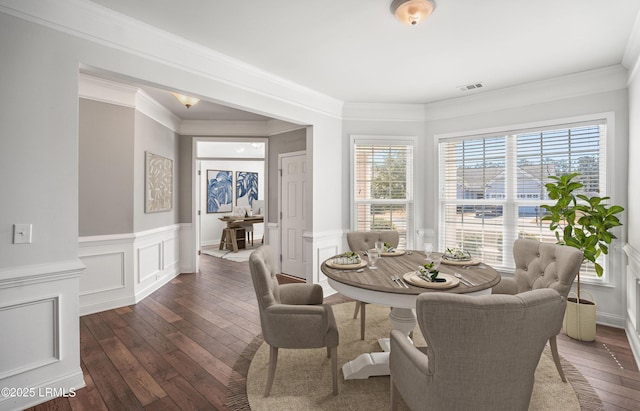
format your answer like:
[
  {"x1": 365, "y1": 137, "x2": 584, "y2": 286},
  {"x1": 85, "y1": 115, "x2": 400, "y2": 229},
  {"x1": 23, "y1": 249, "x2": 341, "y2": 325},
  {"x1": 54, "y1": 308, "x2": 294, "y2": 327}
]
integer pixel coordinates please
[
  {"x1": 391, "y1": 0, "x2": 436, "y2": 26},
  {"x1": 171, "y1": 92, "x2": 200, "y2": 109}
]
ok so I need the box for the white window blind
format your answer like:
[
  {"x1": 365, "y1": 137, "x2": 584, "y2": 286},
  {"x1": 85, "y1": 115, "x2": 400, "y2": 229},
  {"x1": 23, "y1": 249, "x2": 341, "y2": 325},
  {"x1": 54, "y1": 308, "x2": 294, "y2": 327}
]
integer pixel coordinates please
[
  {"x1": 439, "y1": 120, "x2": 606, "y2": 278},
  {"x1": 353, "y1": 140, "x2": 414, "y2": 249}
]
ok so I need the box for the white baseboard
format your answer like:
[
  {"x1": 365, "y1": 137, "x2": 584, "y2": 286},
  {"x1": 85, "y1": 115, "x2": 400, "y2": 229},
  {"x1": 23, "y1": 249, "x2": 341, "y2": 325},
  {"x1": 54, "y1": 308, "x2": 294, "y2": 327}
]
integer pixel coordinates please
[
  {"x1": 79, "y1": 295, "x2": 137, "y2": 316},
  {"x1": 134, "y1": 268, "x2": 180, "y2": 304},
  {"x1": 596, "y1": 312, "x2": 627, "y2": 329},
  {"x1": 626, "y1": 319, "x2": 640, "y2": 370}
]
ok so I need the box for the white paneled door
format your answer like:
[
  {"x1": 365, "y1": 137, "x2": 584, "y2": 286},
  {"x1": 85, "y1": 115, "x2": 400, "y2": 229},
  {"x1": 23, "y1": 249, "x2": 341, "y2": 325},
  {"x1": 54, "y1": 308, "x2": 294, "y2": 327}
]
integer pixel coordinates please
[{"x1": 280, "y1": 152, "x2": 306, "y2": 278}]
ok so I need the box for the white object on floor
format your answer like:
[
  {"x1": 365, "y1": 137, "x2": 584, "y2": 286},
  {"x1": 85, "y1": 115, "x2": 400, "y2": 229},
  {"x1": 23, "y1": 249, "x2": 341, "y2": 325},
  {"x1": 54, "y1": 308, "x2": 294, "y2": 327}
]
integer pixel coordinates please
[
  {"x1": 342, "y1": 352, "x2": 390, "y2": 379},
  {"x1": 201, "y1": 246, "x2": 257, "y2": 262}
]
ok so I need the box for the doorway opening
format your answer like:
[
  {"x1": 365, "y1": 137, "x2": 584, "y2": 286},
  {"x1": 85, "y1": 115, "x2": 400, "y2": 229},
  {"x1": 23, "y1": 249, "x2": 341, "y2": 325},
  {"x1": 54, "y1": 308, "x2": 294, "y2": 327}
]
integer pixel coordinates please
[{"x1": 195, "y1": 139, "x2": 267, "y2": 266}]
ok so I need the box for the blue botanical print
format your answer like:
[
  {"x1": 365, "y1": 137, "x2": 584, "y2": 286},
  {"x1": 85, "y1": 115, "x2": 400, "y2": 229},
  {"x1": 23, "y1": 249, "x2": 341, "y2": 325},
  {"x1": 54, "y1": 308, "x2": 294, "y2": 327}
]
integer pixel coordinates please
[
  {"x1": 236, "y1": 171, "x2": 258, "y2": 207},
  {"x1": 207, "y1": 170, "x2": 233, "y2": 213}
]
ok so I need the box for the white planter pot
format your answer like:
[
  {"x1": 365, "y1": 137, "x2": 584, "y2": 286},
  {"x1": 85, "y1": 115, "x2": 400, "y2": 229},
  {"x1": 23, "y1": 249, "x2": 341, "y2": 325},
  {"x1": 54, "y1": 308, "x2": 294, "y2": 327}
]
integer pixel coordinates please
[{"x1": 563, "y1": 291, "x2": 596, "y2": 341}]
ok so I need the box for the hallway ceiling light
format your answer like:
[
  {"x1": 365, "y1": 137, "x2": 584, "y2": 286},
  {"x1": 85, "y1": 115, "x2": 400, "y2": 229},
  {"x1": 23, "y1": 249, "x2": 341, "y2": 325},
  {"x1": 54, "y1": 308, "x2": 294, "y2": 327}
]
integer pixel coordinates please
[
  {"x1": 171, "y1": 92, "x2": 200, "y2": 109},
  {"x1": 391, "y1": 0, "x2": 436, "y2": 26}
]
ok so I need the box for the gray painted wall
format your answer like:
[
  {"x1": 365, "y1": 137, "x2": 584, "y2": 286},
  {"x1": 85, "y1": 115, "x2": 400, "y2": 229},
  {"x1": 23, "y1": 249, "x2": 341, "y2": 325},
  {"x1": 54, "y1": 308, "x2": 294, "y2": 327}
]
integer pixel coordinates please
[
  {"x1": 79, "y1": 100, "x2": 179, "y2": 235},
  {"x1": 0, "y1": 13, "x2": 82, "y2": 267},
  {"x1": 134, "y1": 111, "x2": 179, "y2": 232},
  {"x1": 268, "y1": 129, "x2": 307, "y2": 223},
  {"x1": 79, "y1": 99, "x2": 135, "y2": 236}
]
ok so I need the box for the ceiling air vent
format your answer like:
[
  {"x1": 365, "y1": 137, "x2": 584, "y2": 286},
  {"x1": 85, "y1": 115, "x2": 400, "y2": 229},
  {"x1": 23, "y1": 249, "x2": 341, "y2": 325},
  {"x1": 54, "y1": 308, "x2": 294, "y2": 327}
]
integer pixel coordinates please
[{"x1": 457, "y1": 82, "x2": 484, "y2": 92}]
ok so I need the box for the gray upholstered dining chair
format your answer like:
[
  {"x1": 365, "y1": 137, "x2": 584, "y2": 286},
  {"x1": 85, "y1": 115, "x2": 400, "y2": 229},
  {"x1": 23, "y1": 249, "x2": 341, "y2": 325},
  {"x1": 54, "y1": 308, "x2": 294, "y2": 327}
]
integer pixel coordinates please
[
  {"x1": 492, "y1": 238, "x2": 583, "y2": 382},
  {"x1": 390, "y1": 289, "x2": 565, "y2": 411},
  {"x1": 346, "y1": 230, "x2": 400, "y2": 340},
  {"x1": 249, "y1": 245, "x2": 339, "y2": 396}
]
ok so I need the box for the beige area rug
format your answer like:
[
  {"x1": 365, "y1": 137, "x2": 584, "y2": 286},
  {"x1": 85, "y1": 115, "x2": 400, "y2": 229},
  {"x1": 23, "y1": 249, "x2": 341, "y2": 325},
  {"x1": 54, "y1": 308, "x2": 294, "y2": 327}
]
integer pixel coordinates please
[
  {"x1": 201, "y1": 244, "x2": 260, "y2": 262},
  {"x1": 231, "y1": 302, "x2": 602, "y2": 411}
]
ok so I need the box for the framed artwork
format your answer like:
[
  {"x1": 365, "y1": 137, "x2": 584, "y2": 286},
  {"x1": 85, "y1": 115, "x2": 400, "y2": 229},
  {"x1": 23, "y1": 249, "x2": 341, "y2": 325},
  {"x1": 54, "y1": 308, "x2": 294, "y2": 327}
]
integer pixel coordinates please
[
  {"x1": 145, "y1": 151, "x2": 173, "y2": 213},
  {"x1": 236, "y1": 171, "x2": 258, "y2": 207},
  {"x1": 207, "y1": 170, "x2": 233, "y2": 213}
]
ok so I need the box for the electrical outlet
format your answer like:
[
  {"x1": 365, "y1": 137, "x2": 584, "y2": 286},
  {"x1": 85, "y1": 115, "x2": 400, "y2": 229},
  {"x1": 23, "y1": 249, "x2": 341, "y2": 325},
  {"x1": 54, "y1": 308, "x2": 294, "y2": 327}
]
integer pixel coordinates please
[{"x1": 13, "y1": 224, "x2": 32, "y2": 244}]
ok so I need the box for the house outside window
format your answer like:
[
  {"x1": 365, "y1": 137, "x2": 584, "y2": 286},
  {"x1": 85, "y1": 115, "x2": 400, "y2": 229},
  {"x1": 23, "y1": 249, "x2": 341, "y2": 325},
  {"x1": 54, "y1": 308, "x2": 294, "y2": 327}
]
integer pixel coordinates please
[
  {"x1": 438, "y1": 117, "x2": 608, "y2": 280},
  {"x1": 352, "y1": 137, "x2": 414, "y2": 249}
]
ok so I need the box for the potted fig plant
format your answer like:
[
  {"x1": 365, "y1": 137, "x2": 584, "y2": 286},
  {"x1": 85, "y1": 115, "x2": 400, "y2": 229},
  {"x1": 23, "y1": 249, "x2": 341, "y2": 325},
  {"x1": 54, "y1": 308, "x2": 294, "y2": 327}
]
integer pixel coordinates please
[{"x1": 541, "y1": 173, "x2": 624, "y2": 341}]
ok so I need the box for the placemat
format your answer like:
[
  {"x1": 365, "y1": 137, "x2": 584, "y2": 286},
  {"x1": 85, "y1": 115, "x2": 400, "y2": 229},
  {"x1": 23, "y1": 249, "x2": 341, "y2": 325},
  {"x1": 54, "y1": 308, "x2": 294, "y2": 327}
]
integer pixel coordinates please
[
  {"x1": 381, "y1": 249, "x2": 406, "y2": 257},
  {"x1": 440, "y1": 258, "x2": 481, "y2": 266},
  {"x1": 402, "y1": 272, "x2": 460, "y2": 289},
  {"x1": 325, "y1": 259, "x2": 367, "y2": 270}
]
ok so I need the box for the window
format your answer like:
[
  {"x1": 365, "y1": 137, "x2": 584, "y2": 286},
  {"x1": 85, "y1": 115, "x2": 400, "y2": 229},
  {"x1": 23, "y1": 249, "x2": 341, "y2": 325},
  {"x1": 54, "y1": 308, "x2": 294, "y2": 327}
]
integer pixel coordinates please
[
  {"x1": 352, "y1": 137, "x2": 414, "y2": 249},
  {"x1": 439, "y1": 118, "x2": 607, "y2": 279}
]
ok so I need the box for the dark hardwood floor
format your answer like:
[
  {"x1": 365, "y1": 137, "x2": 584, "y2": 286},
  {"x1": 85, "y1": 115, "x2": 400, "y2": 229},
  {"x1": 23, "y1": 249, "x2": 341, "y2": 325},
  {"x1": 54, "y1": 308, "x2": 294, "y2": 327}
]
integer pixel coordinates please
[{"x1": 28, "y1": 254, "x2": 640, "y2": 411}]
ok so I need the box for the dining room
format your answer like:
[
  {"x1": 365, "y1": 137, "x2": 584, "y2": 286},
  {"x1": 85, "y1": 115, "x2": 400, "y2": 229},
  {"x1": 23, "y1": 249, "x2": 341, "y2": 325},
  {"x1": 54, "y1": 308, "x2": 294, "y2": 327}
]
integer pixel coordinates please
[{"x1": 4, "y1": 1, "x2": 640, "y2": 410}]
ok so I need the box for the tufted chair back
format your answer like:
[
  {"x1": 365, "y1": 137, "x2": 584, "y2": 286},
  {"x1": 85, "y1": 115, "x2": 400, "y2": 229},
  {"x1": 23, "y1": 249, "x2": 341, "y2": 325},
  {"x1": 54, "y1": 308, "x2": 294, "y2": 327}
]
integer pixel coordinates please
[
  {"x1": 492, "y1": 238, "x2": 583, "y2": 383},
  {"x1": 346, "y1": 230, "x2": 399, "y2": 252},
  {"x1": 390, "y1": 289, "x2": 565, "y2": 411},
  {"x1": 249, "y1": 245, "x2": 282, "y2": 310},
  {"x1": 512, "y1": 239, "x2": 583, "y2": 298}
]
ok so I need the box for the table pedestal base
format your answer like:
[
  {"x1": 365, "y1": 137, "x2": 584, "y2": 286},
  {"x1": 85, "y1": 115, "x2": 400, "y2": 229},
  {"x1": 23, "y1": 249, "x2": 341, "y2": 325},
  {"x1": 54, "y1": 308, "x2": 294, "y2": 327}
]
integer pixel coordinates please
[
  {"x1": 342, "y1": 307, "x2": 416, "y2": 380},
  {"x1": 342, "y1": 352, "x2": 390, "y2": 379}
]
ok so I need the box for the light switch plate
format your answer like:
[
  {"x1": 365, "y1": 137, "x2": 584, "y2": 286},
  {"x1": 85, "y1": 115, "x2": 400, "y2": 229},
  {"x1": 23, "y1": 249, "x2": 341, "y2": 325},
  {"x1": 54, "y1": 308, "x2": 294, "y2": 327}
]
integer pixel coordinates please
[{"x1": 13, "y1": 224, "x2": 32, "y2": 244}]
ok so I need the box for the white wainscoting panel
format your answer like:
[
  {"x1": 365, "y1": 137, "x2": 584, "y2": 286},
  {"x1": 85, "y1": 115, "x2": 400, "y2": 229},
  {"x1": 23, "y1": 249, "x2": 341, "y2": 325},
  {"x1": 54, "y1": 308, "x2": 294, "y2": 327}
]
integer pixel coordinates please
[
  {"x1": 0, "y1": 261, "x2": 85, "y2": 410},
  {"x1": 306, "y1": 229, "x2": 344, "y2": 295},
  {"x1": 317, "y1": 245, "x2": 339, "y2": 284},
  {"x1": 78, "y1": 234, "x2": 135, "y2": 315},
  {"x1": 134, "y1": 225, "x2": 181, "y2": 302},
  {"x1": 80, "y1": 253, "x2": 125, "y2": 295},
  {"x1": 137, "y1": 243, "x2": 162, "y2": 285},
  {"x1": 0, "y1": 297, "x2": 59, "y2": 379},
  {"x1": 624, "y1": 243, "x2": 640, "y2": 368},
  {"x1": 78, "y1": 225, "x2": 181, "y2": 315},
  {"x1": 163, "y1": 237, "x2": 178, "y2": 273}
]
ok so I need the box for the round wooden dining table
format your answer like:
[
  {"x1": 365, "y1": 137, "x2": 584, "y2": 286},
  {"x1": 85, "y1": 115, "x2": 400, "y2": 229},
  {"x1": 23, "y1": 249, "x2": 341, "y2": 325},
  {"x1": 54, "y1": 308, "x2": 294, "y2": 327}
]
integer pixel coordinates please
[{"x1": 321, "y1": 250, "x2": 501, "y2": 379}]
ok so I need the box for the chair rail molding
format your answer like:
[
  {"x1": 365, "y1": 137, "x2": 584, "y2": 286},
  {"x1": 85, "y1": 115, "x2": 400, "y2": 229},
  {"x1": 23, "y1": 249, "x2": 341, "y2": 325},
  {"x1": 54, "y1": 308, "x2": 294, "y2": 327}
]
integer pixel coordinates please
[
  {"x1": 0, "y1": 259, "x2": 85, "y2": 289},
  {"x1": 78, "y1": 225, "x2": 181, "y2": 315}
]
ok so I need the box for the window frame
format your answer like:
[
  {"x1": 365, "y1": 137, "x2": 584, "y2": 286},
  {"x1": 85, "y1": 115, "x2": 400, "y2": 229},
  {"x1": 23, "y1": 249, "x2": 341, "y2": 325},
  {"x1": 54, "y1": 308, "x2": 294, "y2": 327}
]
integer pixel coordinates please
[
  {"x1": 435, "y1": 112, "x2": 616, "y2": 285},
  {"x1": 350, "y1": 135, "x2": 416, "y2": 250}
]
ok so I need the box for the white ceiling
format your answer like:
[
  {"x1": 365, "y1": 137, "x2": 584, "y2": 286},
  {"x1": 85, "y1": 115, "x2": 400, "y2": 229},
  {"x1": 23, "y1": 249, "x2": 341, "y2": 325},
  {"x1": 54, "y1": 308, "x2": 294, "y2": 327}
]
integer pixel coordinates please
[
  {"x1": 140, "y1": 84, "x2": 272, "y2": 121},
  {"x1": 89, "y1": 0, "x2": 640, "y2": 117}
]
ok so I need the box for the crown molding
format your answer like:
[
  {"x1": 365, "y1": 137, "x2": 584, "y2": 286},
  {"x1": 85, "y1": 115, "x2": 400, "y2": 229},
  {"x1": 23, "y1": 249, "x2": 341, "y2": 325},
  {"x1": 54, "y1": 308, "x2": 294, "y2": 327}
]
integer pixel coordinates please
[
  {"x1": 78, "y1": 73, "x2": 137, "y2": 108},
  {"x1": 0, "y1": 0, "x2": 343, "y2": 120},
  {"x1": 135, "y1": 90, "x2": 181, "y2": 133},
  {"x1": 424, "y1": 65, "x2": 629, "y2": 122},
  {"x1": 338, "y1": 67, "x2": 627, "y2": 123},
  {"x1": 79, "y1": 74, "x2": 180, "y2": 133},
  {"x1": 623, "y1": 9, "x2": 640, "y2": 84},
  {"x1": 267, "y1": 119, "x2": 306, "y2": 135},
  {"x1": 78, "y1": 77, "x2": 304, "y2": 136},
  {"x1": 179, "y1": 120, "x2": 269, "y2": 136},
  {"x1": 342, "y1": 103, "x2": 426, "y2": 122}
]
